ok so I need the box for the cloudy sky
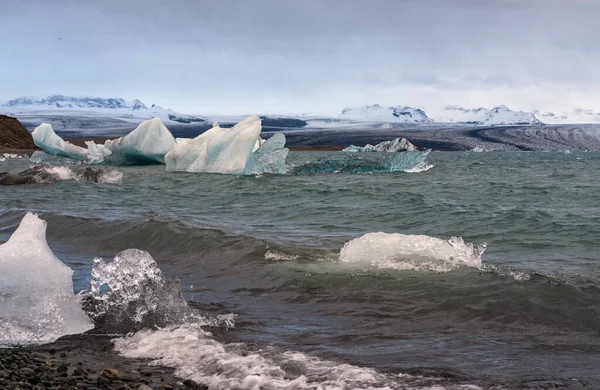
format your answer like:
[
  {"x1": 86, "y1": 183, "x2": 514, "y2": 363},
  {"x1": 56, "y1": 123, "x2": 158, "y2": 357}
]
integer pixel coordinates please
[{"x1": 1, "y1": 0, "x2": 599, "y2": 114}]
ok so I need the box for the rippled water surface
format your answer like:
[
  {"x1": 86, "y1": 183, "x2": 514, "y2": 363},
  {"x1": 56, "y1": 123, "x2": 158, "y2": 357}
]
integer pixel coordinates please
[{"x1": 2, "y1": 151, "x2": 600, "y2": 388}]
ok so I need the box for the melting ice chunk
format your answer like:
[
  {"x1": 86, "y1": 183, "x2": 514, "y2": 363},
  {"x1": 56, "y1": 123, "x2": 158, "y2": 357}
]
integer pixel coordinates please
[
  {"x1": 245, "y1": 132, "x2": 289, "y2": 174},
  {"x1": 166, "y1": 115, "x2": 287, "y2": 174},
  {"x1": 32, "y1": 123, "x2": 92, "y2": 161},
  {"x1": 99, "y1": 117, "x2": 177, "y2": 164},
  {"x1": 80, "y1": 249, "x2": 204, "y2": 333},
  {"x1": 339, "y1": 232, "x2": 485, "y2": 272},
  {"x1": 0, "y1": 213, "x2": 93, "y2": 345}
]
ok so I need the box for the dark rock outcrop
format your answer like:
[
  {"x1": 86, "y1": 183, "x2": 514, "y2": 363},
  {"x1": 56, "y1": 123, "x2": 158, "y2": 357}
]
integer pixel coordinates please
[
  {"x1": 0, "y1": 115, "x2": 36, "y2": 150},
  {"x1": 0, "y1": 166, "x2": 107, "y2": 185}
]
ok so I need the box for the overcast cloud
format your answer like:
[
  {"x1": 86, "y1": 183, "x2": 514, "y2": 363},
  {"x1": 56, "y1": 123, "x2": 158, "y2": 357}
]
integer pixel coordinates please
[{"x1": 1, "y1": 0, "x2": 599, "y2": 114}]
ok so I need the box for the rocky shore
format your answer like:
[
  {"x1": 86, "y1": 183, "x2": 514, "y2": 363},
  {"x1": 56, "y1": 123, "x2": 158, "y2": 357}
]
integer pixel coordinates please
[
  {"x1": 0, "y1": 115, "x2": 37, "y2": 155},
  {"x1": 0, "y1": 335, "x2": 208, "y2": 390}
]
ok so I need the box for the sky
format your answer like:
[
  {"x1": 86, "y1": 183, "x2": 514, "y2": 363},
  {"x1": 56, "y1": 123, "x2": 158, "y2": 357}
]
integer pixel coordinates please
[{"x1": 1, "y1": 0, "x2": 599, "y2": 115}]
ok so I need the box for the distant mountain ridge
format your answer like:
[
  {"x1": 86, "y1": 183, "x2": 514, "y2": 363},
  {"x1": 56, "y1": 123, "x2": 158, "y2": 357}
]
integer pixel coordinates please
[
  {"x1": 4, "y1": 95, "x2": 148, "y2": 111},
  {"x1": 5, "y1": 94, "x2": 600, "y2": 125},
  {"x1": 433, "y1": 104, "x2": 543, "y2": 126},
  {"x1": 2, "y1": 95, "x2": 206, "y2": 125},
  {"x1": 340, "y1": 104, "x2": 432, "y2": 123}
]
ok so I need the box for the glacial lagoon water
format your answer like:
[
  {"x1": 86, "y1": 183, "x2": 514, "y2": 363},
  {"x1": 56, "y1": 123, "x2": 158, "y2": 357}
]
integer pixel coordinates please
[{"x1": 1, "y1": 150, "x2": 600, "y2": 389}]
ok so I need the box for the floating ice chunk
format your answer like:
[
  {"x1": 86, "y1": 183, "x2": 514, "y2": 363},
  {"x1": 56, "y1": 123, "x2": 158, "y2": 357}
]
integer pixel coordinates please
[
  {"x1": 32, "y1": 123, "x2": 92, "y2": 160},
  {"x1": 79, "y1": 249, "x2": 222, "y2": 333},
  {"x1": 0, "y1": 213, "x2": 93, "y2": 345},
  {"x1": 245, "y1": 132, "x2": 289, "y2": 174},
  {"x1": 166, "y1": 115, "x2": 264, "y2": 174},
  {"x1": 101, "y1": 117, "x2": 177, "y2": 164},
  {"x1": 340, "y1": 232, "x2": 486, "y2": 272},
  {"x1": 343, "y1": 137, "x2": 416, "y2": 152}
]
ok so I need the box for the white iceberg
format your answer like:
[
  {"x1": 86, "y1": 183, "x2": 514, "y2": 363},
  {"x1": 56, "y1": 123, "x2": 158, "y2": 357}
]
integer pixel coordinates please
[
  {"x1": 91, "y1": 117, "x2": 177, "y2": 164},
  {"x1": 0, "y1": 213, "x2": 93, "y2": 345},
  {"x1": 166, "y1": 115, "x2": 288, "y2": 174},
  {"x1": 343, "y1": 138, "x2": 416, "y2": 153},
  {"x1": 32, "y1": 123, "x2": 92, "y2": 161}
]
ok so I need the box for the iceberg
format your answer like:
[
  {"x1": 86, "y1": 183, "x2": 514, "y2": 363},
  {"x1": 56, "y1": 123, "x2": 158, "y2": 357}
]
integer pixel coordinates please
[
  {"x1": 166, "y1": 115, "x2": 288, "y2": 174},
  {"x1": 245, "y1": 132, "x2": 289, "y2": 174},
  {"x1": 0, "y1": 213, "x2": 93, "y2": 345},
  {"x1": 343, "y1": 137, "x2": 416, "y2": 153},
  {"x1": 32, "y1": 123, "x2": 92, "y2": 161},
  {"x1": 92, "y1": 117, "x2": 177, "y2": 164}
]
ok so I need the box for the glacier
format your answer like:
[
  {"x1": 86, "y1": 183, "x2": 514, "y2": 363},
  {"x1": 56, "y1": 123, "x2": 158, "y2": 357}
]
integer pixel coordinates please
[
  {"x1": 343, "y1": 137, "x2": 416, "y2": 152},
  {"x1": 0, "y1": 213, "x2": 93, "y2": 345},
  {"x1": 32, "y1": 123, "x2": 93, "y2": 161},
  {"x1": 165, "y1": 115, "x2": 288, "y2": 174}
]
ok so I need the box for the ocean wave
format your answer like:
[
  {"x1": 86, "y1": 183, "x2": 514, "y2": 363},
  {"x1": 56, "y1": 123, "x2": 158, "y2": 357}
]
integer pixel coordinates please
[
  {"x1": 113, "y1": 324, "x2": 481, "y2": 390},
  {"x1": 0, "y1": 165, "x2": 123, "y2": 185}
]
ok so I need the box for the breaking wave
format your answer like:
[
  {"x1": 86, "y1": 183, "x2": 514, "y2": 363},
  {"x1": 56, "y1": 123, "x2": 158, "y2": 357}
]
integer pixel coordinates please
[
  {"x1": 113, "y1": 324, "x2": 481, "y2": 390},
  {"x1": 0, "y1": 165, "x2": 123, "y2": 185}
]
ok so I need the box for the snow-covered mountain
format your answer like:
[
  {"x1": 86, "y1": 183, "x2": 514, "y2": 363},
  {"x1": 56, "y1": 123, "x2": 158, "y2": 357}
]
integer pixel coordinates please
[
  {"x1": 4, "y1": 95, "x2": 148, "y2": 111},
  {"x1": 340, "y1": 104, "x2": 432, "y2": 123},
  {"x1": 533, "y1": 108, "x2": 600, "y2": 124},
  {"x1": 430, "y1": 105, "x2": 543, "y2": 125},
  {"x1": 1, "y1": 95, "x2": 206, "y2": 125}
]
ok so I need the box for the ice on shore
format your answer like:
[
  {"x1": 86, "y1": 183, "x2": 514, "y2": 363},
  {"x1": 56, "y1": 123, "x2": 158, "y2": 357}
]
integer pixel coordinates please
[
  {"x1": 343, "y1": 137, "x2": 416, "y2": 153},
  {"x1": 165, "y1": 115, "x2": 288, "y2": 174},
  {"x1": 32, "y1": 123, "x2": 92, "y2": 161},
  {"x1": 0, "y1": 213, "x2": 93, "y2": 345}
]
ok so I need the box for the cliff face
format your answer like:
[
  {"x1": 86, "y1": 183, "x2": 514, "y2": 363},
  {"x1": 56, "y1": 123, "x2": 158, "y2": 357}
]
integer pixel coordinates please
[{"x1": 0, "y1": 115, "x2": 36, "y2": 150}]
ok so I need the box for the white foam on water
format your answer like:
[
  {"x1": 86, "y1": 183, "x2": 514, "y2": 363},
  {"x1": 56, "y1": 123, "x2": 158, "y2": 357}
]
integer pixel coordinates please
[
  {"x1": 264, "y1": 250, "x2": 300, "y2": 261},
  {"x1": 100, "y1": 170, "x2": 124, "y2": 184},
  {"x1": 403, "y1": 162, "x2": 434, "y2": 173},
  {"x1": 339, "y1": 232, "x2": 486, "y2": 272},
  {"x1": 42, "y1": 166, "x2": 123, "y2": 184},
  {"x1": 43, "y1": 166, "x2": 74, "y2": 180},
  {"x1": 113, "y1": 324, "x2": 481, "y2": 390},
  {"x1": 0, "y1": 213, "x2": 93, "y2": 345}
]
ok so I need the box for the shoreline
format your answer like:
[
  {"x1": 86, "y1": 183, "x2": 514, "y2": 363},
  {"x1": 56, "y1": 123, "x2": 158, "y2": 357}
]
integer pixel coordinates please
[{"x1": 2, "y1": 333, "x2": 206, "y2": 390}]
